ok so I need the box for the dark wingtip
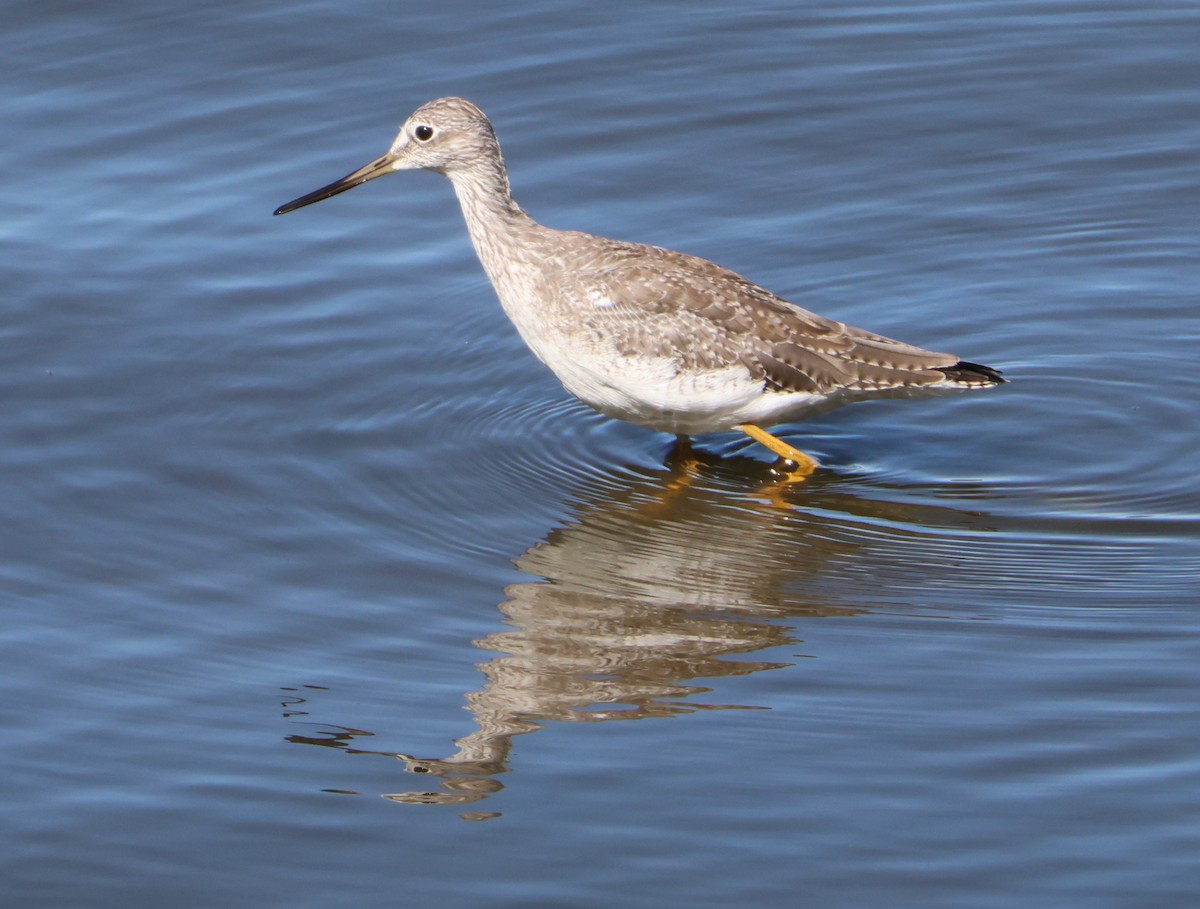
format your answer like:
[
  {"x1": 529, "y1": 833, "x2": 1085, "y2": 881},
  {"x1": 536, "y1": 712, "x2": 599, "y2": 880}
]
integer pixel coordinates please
[{"x1": 936, "y1": 360, "x2": 1007, "y2": 386}]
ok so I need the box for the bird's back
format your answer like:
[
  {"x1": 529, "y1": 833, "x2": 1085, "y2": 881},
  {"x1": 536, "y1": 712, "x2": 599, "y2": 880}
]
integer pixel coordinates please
[{"x1": 533, "y1": 228, "x2": 1000, "y2": 395}]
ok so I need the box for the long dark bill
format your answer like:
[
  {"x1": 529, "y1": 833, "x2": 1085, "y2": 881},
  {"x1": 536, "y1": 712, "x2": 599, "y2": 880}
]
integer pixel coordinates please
[{"x1": 273, "y1": 153, "x2": 396, "y2": 216}]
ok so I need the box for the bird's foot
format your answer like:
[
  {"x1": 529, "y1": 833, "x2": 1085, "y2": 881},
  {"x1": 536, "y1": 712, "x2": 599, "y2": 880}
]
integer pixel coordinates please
[
  {"x1": 660, "y1": 435, "x2": 703, "y2": 497},
  {"x1": 737, "y1": 423, "x2": 819, "y2": 483},
  {"x1": 769, "y1": 457, "x2": 817, "y2": 482}
]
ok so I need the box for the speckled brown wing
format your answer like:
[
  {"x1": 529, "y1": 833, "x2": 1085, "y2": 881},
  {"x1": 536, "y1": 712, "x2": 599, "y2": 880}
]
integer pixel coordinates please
[
  {"x1": 554, "y1": 237, "x2": 752, "y2": 373},
  {"x1": 560, "y1": 236, "x2": 1001, "y2": 394}
]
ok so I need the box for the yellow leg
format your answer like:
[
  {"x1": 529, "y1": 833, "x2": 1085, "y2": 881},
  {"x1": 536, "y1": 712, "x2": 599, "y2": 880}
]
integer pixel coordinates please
[
  {"x1": 662, "y1": 435, "x2": 701, "y2": 493},
  {"x1": 737, "y1": 423, "x2": 819, "y2": 478}
]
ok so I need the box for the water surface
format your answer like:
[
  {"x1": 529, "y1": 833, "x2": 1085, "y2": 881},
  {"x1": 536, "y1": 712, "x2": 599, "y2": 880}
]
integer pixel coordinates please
[{"x1": 3, "y1": 1, "x2": 1199, "y2": 906}]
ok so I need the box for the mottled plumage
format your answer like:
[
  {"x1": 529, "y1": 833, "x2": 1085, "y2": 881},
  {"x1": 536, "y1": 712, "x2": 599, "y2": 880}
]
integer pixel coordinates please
[{"x1": 276, "y1": 97, "x2": 1005, "y2": 464}]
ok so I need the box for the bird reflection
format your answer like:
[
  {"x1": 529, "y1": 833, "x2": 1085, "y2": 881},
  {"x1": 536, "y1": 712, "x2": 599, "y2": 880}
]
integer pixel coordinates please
[{"x1": 282, "y1": 448, "x2": 998, "y2": 816}]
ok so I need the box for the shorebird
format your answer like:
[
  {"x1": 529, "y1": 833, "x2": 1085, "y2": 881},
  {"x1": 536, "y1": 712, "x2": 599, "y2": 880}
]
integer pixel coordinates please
[{"x1": 275, "y1": 97, "x2": 1004, "y2": 476}]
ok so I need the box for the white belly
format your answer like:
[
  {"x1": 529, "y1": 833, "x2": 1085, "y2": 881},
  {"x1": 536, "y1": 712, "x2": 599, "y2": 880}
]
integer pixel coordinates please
[{"x1": 538, "y1": 344, "x2": 823, "y2": 435}]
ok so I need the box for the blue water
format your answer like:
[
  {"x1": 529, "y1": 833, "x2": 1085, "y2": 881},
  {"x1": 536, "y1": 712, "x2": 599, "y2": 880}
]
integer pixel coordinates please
[{"x1": 3, "y1": 1, "x2": 1199, "y2": 906}]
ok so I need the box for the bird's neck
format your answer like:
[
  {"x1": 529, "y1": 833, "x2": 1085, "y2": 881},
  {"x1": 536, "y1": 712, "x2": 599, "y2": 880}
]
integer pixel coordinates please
[{"x1": 448, "y1": 160, "x2": 539, "y2": 286}]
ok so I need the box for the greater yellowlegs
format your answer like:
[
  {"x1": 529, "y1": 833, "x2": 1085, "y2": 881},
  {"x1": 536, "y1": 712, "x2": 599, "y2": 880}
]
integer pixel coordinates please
[{"x1": 275, "y1": 97, "x2": 1005, "y2": 474}]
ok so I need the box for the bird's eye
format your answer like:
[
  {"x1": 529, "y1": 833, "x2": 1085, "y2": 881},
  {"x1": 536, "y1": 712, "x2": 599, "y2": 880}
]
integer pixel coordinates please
[{"x1": 414, "y1": 125, "x2": 434, "y2": 142}]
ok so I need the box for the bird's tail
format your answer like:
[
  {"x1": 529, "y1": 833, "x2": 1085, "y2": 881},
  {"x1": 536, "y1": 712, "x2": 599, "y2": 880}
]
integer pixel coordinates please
[{"x1": 934, "y1": 360, "x2": 1007, "y2": 387}]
